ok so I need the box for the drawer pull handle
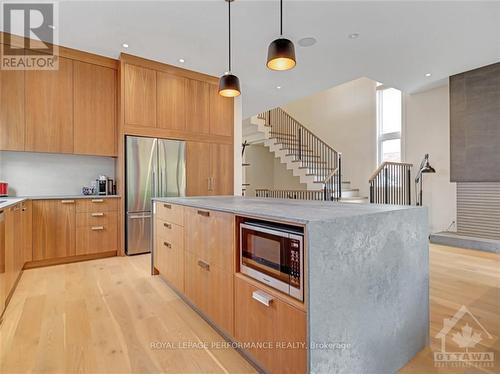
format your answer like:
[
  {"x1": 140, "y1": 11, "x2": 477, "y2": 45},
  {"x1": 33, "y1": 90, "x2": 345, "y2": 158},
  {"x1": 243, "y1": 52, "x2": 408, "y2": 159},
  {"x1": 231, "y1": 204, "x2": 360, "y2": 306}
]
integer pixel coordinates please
[
  {"x1": 197, "y1": 260, "x2": 210, "y2": 271},
  {"x1": 163, "y1": 204, "x2": 172, "y2": 209},
  {"x1": 91, "y1": 226, "x2": 104, "y2": 231},
  {"x1": 61, "y1": 200, "x2": 75, "y2": 204},
  {"x1": 91, "y1": 212, "x2": 104, "y2": 217},
  {"x1": 163, "y1": 222, "x2": 172, "y2": 229},
  {"x1": 92, "y1": 199, "x2": 104, "y2": 203},
  {"x1": 163, "y1": 241, "x2": 172, "y2": 248},
  {"x1": 197, "y1": 210, "x2": 210, "y2": 217},
  {"x1": 252, "y1": 290, "x2": 274, "y2": 307}
]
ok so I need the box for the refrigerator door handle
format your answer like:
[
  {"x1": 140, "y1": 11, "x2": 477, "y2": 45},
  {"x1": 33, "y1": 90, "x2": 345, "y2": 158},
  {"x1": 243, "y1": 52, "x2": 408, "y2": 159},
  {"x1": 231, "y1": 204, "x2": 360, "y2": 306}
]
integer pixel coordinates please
[
  {"x1": 152, "y1": 171, "x2": 156, "y2": 198},
  {"x1": 129, "y1": 214, "x2": 152, "y2": 219},
  {"x1": 160, "y1": 169, "x2": 163, "y2": 197}
]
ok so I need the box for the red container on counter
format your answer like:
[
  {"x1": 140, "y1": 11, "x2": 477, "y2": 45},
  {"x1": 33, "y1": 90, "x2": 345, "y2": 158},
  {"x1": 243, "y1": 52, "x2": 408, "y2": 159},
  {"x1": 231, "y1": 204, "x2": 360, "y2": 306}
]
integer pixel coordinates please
[{"x1": 0, "y1": 181, "x2": 8, "y2": 196}]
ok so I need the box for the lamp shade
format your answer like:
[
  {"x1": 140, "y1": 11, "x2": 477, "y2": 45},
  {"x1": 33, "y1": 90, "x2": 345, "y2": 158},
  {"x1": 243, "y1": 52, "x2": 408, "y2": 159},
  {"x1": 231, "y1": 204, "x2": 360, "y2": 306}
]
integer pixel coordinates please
[
  {"x1": 267, "y1": 38, "x2": 296, "y2": 71},
  {"x1": 218, "y1": 73, "x2": 241, "y2": 97}
]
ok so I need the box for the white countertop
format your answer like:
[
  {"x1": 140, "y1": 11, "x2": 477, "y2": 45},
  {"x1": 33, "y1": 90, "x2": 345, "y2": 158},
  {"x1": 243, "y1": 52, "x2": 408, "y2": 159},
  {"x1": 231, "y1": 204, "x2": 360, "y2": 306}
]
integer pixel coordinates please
[{"x1": 0, "y1": 197, "x2": 27, "y2": 211}]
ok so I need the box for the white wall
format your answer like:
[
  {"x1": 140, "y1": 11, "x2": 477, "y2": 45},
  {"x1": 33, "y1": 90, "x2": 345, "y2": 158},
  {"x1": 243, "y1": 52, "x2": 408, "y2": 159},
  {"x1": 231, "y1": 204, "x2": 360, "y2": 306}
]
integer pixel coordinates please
[
  {"x1": 404, "y1": 84, "x2": 456, "y2": 233},
  {"x1": 282, "y1": 78, "x2": 378, "y2": 197},
  {"x1": 0, "y1": 151, "x2": 115, "y2": 196},
  {"x1": 243, "y1": 144, "x2": 305, "y2": 196}
]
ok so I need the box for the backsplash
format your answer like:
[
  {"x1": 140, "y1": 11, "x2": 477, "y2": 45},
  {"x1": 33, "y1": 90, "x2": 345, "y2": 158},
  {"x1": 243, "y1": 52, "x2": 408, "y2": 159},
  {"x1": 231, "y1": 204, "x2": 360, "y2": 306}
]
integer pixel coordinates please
[{"x1": 0, "y1": 151, "x2": 116, "y2": 196}]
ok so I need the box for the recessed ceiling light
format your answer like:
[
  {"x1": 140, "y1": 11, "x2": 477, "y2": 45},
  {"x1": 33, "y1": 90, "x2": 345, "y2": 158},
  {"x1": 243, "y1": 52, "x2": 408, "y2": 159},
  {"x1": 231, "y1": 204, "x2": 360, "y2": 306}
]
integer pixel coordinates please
[
  {"x1": 122, "y1": 43, "x2": 129, "y2": 48},
  {"x1": 425, "y1": 73, "x2": 432, "y2": 77},
  {"x1": 348, "y1": 33, "x2": 360, "y2": 39},
  {"x1": 178, "y1": 58, "x2": 185, "y2": 63},
  {"x1": 48, "y1": 25, "x2": 56, "y2": 30},
  {"x1": 298, "y1": 37, "x2": 317, "y2": 47},
  {"x1": 276, "y1": 86, "x2": 282, "y2": 90}
]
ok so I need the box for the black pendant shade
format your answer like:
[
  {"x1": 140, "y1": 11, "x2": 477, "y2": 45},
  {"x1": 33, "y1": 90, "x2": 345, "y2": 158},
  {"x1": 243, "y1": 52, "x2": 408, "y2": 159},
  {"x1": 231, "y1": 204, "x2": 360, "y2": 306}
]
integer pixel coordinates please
[
  {"x1": 267, "y1": 37, "x2": 296, "y2": 71},
  {"x1": 219, "y1": 73, "x2": 241, "y2": 97},
  {"x1": 219, "y1": 0, "x2": 241, "y2": 97}
]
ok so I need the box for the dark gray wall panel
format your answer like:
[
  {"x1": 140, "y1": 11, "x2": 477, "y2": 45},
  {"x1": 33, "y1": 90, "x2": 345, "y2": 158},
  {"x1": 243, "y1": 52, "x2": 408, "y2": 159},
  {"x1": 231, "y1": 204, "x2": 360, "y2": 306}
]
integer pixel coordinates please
[{"x1": 450, "y1": 62, "x2": 500, "y2": 182}]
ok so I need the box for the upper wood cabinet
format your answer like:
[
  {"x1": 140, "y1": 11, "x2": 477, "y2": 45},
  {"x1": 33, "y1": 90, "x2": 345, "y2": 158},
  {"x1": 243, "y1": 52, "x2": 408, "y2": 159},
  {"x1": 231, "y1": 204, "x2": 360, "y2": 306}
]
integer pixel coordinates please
[
  {"x1": 186, "y1": 141, "x2": 234, "y2": 196},
  {"x1": 186, "y1": 79, "x2": 210, "y2": 134},
  {"x1": 209, "y1": 84, "x2": 234, "y2": 137},
  {"x1": 186, "y1": 141, "x2": 212, "y2": 196},
  {"x1": 210, "y1": 143, "x2": 234, "y2": 195},
  {"x1": 25, "y1": 56, "x2": 74, "y2": 153},
  {"x1": 73, "y1": 61, "x2": 117, "y2": 156},
  {"x1": 157, "y1": 72, "x2": 187, "y2": 131},
  {"x1": 124, "y1": 64, "x2": 157, "y2": 127},
  {"x1": 0, "y1": 65, "x2": 25, "y2": 151},
  {"x1": 32, "y1": 199, "x2": 76, "y2": 261}
]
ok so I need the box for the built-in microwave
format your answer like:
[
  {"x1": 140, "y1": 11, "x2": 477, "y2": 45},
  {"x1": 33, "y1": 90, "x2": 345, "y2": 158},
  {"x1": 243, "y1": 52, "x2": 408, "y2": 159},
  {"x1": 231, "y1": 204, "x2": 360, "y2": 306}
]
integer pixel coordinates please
[{"x1": 240, "y1": 221, "x2": 304, "y2": 301}]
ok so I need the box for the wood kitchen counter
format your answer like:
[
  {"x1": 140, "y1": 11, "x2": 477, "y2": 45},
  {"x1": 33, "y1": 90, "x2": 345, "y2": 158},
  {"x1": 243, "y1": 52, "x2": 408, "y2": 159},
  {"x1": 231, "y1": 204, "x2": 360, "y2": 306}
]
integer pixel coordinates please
[{"x1": 152, "y1": 196, "x2": 429, "y2": 374}]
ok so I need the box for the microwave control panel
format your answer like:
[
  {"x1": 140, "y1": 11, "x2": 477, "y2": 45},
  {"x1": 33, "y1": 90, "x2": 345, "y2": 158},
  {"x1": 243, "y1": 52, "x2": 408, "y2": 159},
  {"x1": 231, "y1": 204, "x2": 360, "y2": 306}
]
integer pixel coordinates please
[{"x1": 289, "y1": 239, "x2": 301, "y2": 288}]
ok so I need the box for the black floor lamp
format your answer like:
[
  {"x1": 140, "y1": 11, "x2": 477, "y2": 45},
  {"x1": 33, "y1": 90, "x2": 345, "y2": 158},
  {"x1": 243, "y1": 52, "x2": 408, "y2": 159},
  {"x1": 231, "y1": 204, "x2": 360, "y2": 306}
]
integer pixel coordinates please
[{"x1": 415, "y1": 154, "x2": 436, "y2": 206}]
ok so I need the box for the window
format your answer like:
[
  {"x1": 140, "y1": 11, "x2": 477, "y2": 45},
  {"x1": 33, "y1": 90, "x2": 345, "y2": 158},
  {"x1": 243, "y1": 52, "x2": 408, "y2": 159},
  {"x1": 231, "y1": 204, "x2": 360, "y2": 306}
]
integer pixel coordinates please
[{"x1": 376, "y1": 86, "x2": 402, "y2": 163}]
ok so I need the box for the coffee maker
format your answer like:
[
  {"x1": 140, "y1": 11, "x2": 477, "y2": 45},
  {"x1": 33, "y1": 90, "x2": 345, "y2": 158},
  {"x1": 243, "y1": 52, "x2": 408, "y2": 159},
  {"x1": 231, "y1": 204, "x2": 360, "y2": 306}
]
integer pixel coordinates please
[{"x1": 96, "y1": 175, "x2": 115, "y2": 195}]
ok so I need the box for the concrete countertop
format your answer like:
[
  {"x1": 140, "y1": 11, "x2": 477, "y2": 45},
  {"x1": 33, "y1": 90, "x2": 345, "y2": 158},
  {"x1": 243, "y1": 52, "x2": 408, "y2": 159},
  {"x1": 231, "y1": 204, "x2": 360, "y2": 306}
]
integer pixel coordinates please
[{"x1": 153, "y1": 196, "x2": 422, "y2": 224}]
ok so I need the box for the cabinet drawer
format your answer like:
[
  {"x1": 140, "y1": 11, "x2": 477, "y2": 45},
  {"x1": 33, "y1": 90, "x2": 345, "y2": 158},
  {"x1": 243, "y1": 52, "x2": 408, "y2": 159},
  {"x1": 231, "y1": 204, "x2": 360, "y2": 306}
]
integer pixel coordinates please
[
  {"x1": 155, "y1": 233, "x2": 184, "y2": 292},
  {"x1": 183, "y1": 251, "x2": 234, "y2": 336},
  {"x1": 235, "y1": 276, "x2": 307, "y2": 374},
  {"x1": 156, "y1": 202, "x2": 184, "y2": 226},
  {"x1": 76, "y1": 211, "x2": 118, "y2": 227},
  {"x1": 156, "y1": 219, "x2": 183, "y2": 247},
  {"x1": 76, "y1": 224, "x2": 117, "y2": 255},
  {"x1": 76, "y1": 198, "x2": 118, "y2": 213},
  {"x1": 184, "y1": 207, "x2": 234, "y2": 273}
]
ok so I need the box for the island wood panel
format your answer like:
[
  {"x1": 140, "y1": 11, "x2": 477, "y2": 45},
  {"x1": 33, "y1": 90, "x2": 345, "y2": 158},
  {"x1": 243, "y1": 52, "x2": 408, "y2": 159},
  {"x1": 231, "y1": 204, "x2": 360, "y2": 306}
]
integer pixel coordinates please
[
  {"x1": 157, "y1": 71, "x2": 187, "y2": 131},
  {"x1": 209, "y1": 84, "x2": 234, "y2": 137},
  {"x1": 205, "y1": 264, "x2": 234, "y2": 336},
  {"x1": 184, "y1": 250, "x2": 210, "y2": 313},
  {"x1": 156, "y1": 219, "x2": 184, "y2": 247},
  {"x1": 73, "y1": 60, "x2": 117, "y2": 156},
  {"x1": 156, "y1": 202, "x2": 184, "y2": 226},
  {"x1": 32, "y1": 200, "x2": 76, "y2": 261},
  {"x1": 186, "y1": 141, "x2": 211, "y2": 196},
  {"x1": 210, "y1": 143, "x2": 234, "y2": 195},
  {"x1": 186, "y1": 79, "x2": 210, "y2": 134},
  {"x1": 25, "y1": 56, "x2": 74, "y2": 153},
  {"x1": 156, "y1": 227, "x2": 184, "y2": 292},
  {"x1": 3, "y1": 204, "x2": 23, "y2": 307},
  {"x1": 21, "y1": 200, "x2": 33, "y2": 263},
  {"x1": 124, "y1": 64, "x2": 157, "y2": 127},
  {"x1": 0, "y1": 63, "x2": 25, "y2": 151}
]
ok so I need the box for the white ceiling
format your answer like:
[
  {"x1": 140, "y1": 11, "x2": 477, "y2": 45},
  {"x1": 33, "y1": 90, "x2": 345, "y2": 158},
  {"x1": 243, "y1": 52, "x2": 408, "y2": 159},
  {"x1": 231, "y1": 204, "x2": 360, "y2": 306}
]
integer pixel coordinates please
[{"x1": 5, "y1": 1, "x2": 500, "y2": 118}]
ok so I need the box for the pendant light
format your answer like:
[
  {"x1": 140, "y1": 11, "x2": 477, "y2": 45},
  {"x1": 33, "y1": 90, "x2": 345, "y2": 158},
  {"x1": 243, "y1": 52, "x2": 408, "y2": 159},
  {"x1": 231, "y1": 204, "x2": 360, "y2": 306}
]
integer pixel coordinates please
[
  {"x1": 267, "y1": 0, "x2": 296, "y2": 71},
  {"x1": 219, "y1": 0, "x2": 241, "y2": 97}
]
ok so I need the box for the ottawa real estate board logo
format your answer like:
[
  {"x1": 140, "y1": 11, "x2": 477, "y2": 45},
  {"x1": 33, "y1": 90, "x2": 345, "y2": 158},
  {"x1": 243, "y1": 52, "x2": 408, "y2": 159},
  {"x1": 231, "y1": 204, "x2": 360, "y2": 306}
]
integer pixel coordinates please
[
  {"x1": 1, "y1": 2, "x2": 58, "y2": 70},
  {"x1": 434, "y1": 305, "x2": 494, "y2": 368}
]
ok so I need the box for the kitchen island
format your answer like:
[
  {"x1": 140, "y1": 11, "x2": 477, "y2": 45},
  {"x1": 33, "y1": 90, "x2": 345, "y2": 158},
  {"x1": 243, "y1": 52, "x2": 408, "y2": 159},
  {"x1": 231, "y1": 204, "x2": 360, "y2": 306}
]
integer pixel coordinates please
[{"x1": 151, "y1": 196, "x2": 429, "y2": 374}]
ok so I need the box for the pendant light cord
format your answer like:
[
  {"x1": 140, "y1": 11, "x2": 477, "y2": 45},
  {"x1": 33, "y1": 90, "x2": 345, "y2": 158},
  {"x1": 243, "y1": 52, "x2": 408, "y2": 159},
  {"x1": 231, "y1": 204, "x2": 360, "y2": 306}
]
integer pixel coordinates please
[
  {"x1": 280, "y1": 0, "x2": 283, "y2": 36},
  {"x1": 228, "y1": 0, "x2": 231, "y2": 72}
]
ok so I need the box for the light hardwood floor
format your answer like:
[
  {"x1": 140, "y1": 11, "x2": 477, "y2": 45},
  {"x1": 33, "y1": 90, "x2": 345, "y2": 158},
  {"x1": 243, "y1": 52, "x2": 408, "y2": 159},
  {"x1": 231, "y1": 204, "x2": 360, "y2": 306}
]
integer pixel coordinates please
[{"x1": 0, "y1": 244, "x2": 498, "y2": 373}]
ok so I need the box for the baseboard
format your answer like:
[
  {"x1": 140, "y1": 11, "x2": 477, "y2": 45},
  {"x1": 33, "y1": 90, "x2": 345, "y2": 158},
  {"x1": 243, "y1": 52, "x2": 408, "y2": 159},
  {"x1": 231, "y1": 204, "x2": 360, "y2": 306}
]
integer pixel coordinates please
[{"x1": 23, "y1": 250, "x2": 117, "y2": 269}]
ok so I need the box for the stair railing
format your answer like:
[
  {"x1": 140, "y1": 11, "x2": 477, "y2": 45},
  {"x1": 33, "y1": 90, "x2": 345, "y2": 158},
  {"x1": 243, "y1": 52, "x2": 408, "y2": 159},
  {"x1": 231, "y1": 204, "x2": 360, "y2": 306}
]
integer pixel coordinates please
[
  {"x1": 369, "y1": 161, "x2": 413, "y2": 205},
  {"x1": 255, "y1": 189, "x2": 325, "y2": 201},
  {"x1": 258, "y1": 108, "x2": 342, "y2": 201}
]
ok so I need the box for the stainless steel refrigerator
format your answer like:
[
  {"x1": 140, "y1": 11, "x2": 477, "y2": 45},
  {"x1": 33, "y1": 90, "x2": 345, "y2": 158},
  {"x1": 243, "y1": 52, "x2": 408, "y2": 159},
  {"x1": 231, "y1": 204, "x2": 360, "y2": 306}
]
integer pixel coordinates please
[{"x1": 125, "y1": 136, "x2": 186, "y2": 255}]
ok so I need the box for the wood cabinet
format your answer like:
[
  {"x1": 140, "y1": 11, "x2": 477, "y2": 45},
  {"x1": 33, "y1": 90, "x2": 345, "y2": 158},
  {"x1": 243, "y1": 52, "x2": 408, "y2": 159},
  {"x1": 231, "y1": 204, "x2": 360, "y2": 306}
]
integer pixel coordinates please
[
  {"x1": 73, "y1": 61, "x2": 117, "y2": 156},
  {"x1": 157, "y1": 72, "x2": 186, "y2": 131},
  {"x1": 124, "y1": 64, "x2": 157, "y2": 127},
  {"x1": 186, "y1": 79, "x2": 210, "y2": 134},
  {"x1": 235, "y1": 276, "x2": 307, "y2": 374},
  {"x1": 0, "y1": 65, "x2": 25, "y2": 151},
  {"x1": 209, "y1": 84, "x2": 234, "y2": 137},
  {"x1": 25, "y1": 57, "x2": 74, "y2": 153},
  {"x1": 21, "y1": 201, "x2": 33, "y2": 263},
  {"x1": 3, "y1": 204, "x2": 23, "y2": 309},
  {"x1": 32, "y1": 199, "x2": 76, "y2": 260},
  {"x1": 186, "y1": 141, "x2": 234, "y2": 196},
  {"x1": 75, "y1": 199, "x2": 118, "y2": 255},
  {"x1": 184, "y1": 207, "x2": 234, "y2": 335}
]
